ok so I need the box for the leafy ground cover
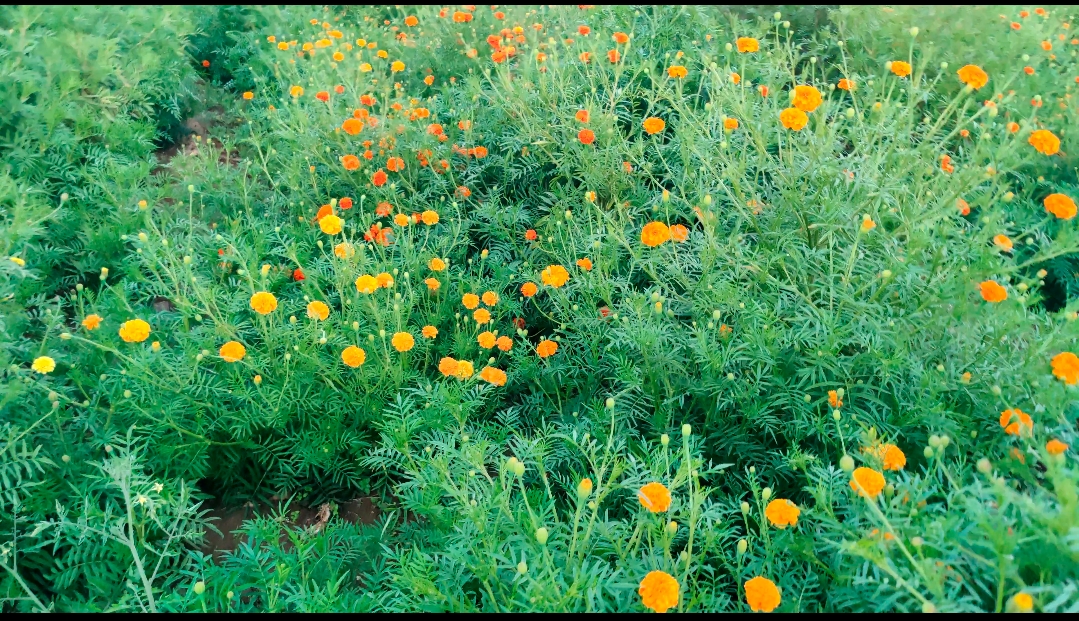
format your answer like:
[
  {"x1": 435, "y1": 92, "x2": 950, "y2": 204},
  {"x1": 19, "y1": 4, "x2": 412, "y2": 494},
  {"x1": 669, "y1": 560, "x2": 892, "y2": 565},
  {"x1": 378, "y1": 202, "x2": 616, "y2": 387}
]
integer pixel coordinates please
[{"x1": 2, "y1": 4, "x2": 1079, "y2": 613}]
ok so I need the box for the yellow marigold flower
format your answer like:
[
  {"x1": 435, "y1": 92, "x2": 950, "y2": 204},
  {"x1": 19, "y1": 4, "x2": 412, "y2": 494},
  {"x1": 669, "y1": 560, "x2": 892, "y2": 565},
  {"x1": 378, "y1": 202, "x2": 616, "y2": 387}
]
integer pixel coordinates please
[
  {"x1": 667, "y1": 65, "x2": 688, "y2": 78},
  {"x1": 1052, "y1": 352, "x2": 1079, "y2": 384},
  {"x1": 638, "y1": 570, "x2": 679, "y2": 614},
  {"x1": 219, "y1": 341, "x2": 246, "y2": 362},
  {"x1": 376, "y1": 272, "x2": 394, "y2": 288},
  {"x1": 249, "y1": 292, "x2": 278, "y2": 315},
  {"x1": 82, "y1": 314, "x2": 103, "y2": 330},
  {"x1": 438, "y1": 356, "x2": 458, "y2": 376},
  {"x1": 779, "y1": 107, "x2": 808, "y2": 130},
  {"x1": 118, "y1": 318, "x2": 151, "y2": 343},
  {"x1": 394, "y1": 213, "x2": 409, "y2": 227},
  {"x1": 736, "y1": 36, "x2": 760, "y2": 53},
  {"x1": 391, "y1": 332, "x2": 415, "y2": 352},
  {"x1": 1012, "y1": 593, "x2": 1034, "y2": 612},
  {"x1": 744, "y1": 576, "x2": 781, "y2": 613},
  {"x1": 473, "y1": 308, "x2": 491, "y2": 324},
  {"x1": 320, "y1": 214, "x2": 343, "y2": 235},
  {"x1": 860, "y1": 215, "x2": 876, "y2": 232},
  {"x1": 479, "y1": 366, "x2": 507, "y2": 386},
  {"x1": 425, "y1": 277, "x2": 441, "y2": 291},
  {"x1": 377, "y1": 50, "x2": 388, "y2": 59},
  {"x1": 341, "y1": 345, "x2": 366, "y2": 367},
  {"x1": 540, "y1": 265, "x2": 569, "y2": 288},
  {"x1": 956, "y1": 64, "x2": 988, "y2": 89},
  {"x1": 482, "y1": 291, "x2": 498, "y2": 306},
  {"x1": 577, "y1": 478, "x2": 593, "y2": 497},
  {"x1": 536, "y1": 339, "x2": 558, "y2": 358},
  {"x1": 881, "y1": 444, "x2": 906, "y2": 471},
  {"x1": 478, "y1": 331, "x2": 497, "y2": 348},
  {"x1": 641, "y1": 221, "x2": 671, "y2": 247},
  {"x1": 496, "y1": 335, "x2": 513, "y2": 351},
  {"x1": 421, "y1": 325, "x2": 437, "y2": 339},
  {"x1": 462, "y1": 293, "x2": 480, "y2": 309},
  {"x1": 890, "y1": 60, "x2": 912, "y2": 77},
  {"x1": 764, "y1": 499, "x2": 800, "y2": 528},
  {"x1": 355, "y1": 274, "x2": 378, "y2": 294},
  {"x1": 455, "y1": 359, "x2": 474, "y2": 379},
  {"x1": 429, "y1": 257, "x2": 446, "y2": 271},
  {"x1": 638, "y1": 481, "x2": 672, "y2": 512},
  {"x1": 1029, "y1": 129, "x2": 1060, "y2": 155},
  {"x1": 421, "y1": 210, "x2": 439, "y2": 225},
  {"x1": 391, "y1": 60, "x2": 405, "y2": 72},
  {"x1": 290, "y1": 85, "x2": 304, "y2": 97},
  {"x1": 850, "y1": 467, "x2": 885, "y2": 498},
  {"x1": 359, "y1": 62, "x2": 372, "y2": 72},
  {"x1": 307, "y1": 301, "x2": 330, "y2": 320},
  {"x1": 1044, "y1": 193, "x2": 1077, "y2": 220},
  {"x1": 791, "y1": 85, "x2": 822, "y2": 112},
  {"x1": 334, "y1": 242, "x2": 355, "y2": 258},
  {"x1": 1047, "y1": 439, "x2": 1069, "y2": 455},
  {"x1": 32, "y1": 356, "x2": 56, "y2": 374}
]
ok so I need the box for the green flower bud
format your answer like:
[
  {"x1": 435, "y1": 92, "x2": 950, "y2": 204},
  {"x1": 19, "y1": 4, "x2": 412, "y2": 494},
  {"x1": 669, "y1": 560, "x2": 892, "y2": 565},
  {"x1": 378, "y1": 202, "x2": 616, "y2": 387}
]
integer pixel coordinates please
[
  {"x1": 535, "y1": 527, "x2": 549, "y2": 545},
  {"x1": 737, "y1": 538, "x2": 748, "y2": 555}
]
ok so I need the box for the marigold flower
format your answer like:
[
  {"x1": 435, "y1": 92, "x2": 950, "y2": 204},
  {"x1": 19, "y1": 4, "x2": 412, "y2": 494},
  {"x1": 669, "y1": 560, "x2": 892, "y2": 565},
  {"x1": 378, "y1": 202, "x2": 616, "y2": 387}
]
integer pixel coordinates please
[
  {"x1": 993, "y1": 234, "x2": 1013, "y2": 252},
  {"x1": 828, "y1": 390, "x2": 843, "y2": 408},
  {"x1": 736, "y1": 36, "x2": 760, "y2": 53},
  {"x1": 1044, "y1": 193, "x2": 1077, "y2": 219},
  {"x1": 638, "y1": 571, "x2": 679, "y2": 613},
  {"x1": 730, "y1": 71, "x2": 741, "y2": 84},
  {"x1": 422, "y1": 325, "x2": 438, "y2": 339},
  {"x1": 455, "y1": 360, "x2": 474, "y2": 379},
  {"x1": 642, "y1": 117, "x2": 665, "y2": 135},
  {"x1": 334, "y1": 242, "x2": 355, "y2": 259},
  {"x1": 342, "y1": 118, "x2": 363, "y2": 135},
  {"x1": 342, "y1": 346, "x2": 366, "y2": 367},
  {"x1": 1045, "y1": 439, "x2": 1068, "y2": 456},
  {"x1": 882, "y1": 444, "x2": 906, "y2": 471},
  {"x1": 218, "y1": 340, "x2": 246, "y2": 362},
  {"x1": 496, "y1": 335, "x2": 513, "y2": 351},
  {"x1": 307, "y1": 301, "x2": 330, "y2": 321},
  {"x1": 421, "y1": 210, "x2": 439, "y2": 225},
  {"x1": 438, "y1": 356, "x2": 458, "y2": 376},
  {"x1": 342, "y1": 154, "x2": 360, "y2": 170},
  {"x1": 575, "y1": 109, "x2": 590, "y2": 123},
  {"x1": 404, "y1": 15, "x2": 418, "y2": 26},
  {"x1": 890, "y1": 60, "x2": 912, "y2": 77},
  {"x1": 957, "y1": 64, "x2": 989, "y2": 89},
  {"x1": 461, "y1": 293, "x2": 480, "y2": 310},
  {"x1": 791, "y1": 85, "x2": 822, "y2": 112},
  {"x1": 32, "y1": 356, "x2": 56, "y2": 374},
  {"x1": 837, "y1": 78, "x2": 855, "y2": 91},
  {"x1": 1000, "y1": 408, "x2": 1033, "y2": 436},
  {"x1": 607, "y1": 49, "x2": 620, "y2": 63},
  {"x1": 1029, "y1": 129, "x2": 1060, "y2": 155},
  {"x1": 764, "y1": 499, "x2": 800, "y2": 528},
  {"x1": 372, "y1": 169, "x2": 388, "y2": 186},
  {"x1": 355, "y1": 274, "x2": 378, "y2": 294},
  {"x1": 386, "y1": 157, "x2": 404, "y2": 172},
  {"x1": 758, "y1": 85, "x2": 770, "y2": 97},
  {"x1": 667, "y1": 65, "x2": 687, "y2": 78},
  {"x1": 957, "y1": 198, "x2": 971, "y2": 216},
  {"x1": 536, "y1": 339, "x2": 558, "y2": 358},
  {"x1": 744, "y1": 576, "x2": 781, "y2": 613},
  {"x1": 577, "y1": 478, "x2": 593, "y2": 497},
  {"x1": 1051, "y1": 352, "x2": 1079, "y2": 384},
  {"x1": 425, "y1": 277, "x2": 441, "y2": 291},
  {"x1": 82, "y1": 314, "x2": 103, "y2": 330},
  {"x1": 637, "y1": 481, "x2": 671, "y2": 512},
  {"x1": 540, "y1": 265, "x2": 570, "y2": 287},
  {"x1": 641, "y1": 221, "x2": 671, "y2": 247},
  {"x1": 479, "y1": 366, "x2": 507, "y2": 386},
  {"x1": 290, "y1": 85, "x2": 304, "y2": 97},
  {"x1": 429, "y1": 257, "x2": 446, "y2": 271},
  {"x1": 780, "y1": 107, "x2": 808, "y2": 130},
  {"x1": 242, "y1": 91, "x2": 254, "y2": 100},
  {"x1": 249, "y1": 292, "x2": 277, "y2": 315},
  {"x1": 477, "y1": 331, "x2": 497, "y2": 349},
  {"x1": 525, "y1": 229, "x2": 538, "y2": 241},
  {"x1": 482, "y1": 291, "x2": 498, "y2": 306},
  {"x1": 849, "y1": 467, "x2": 885, "y2": 498},
  {"x1": 319, "y1": 214, "x2": 343, "y2": 235},
  {"x1": 578, "y1": 128, "x2": 596, "y2": 145},
  {"x1": 724, "y1": 117, "x2": 739, "y2": 130},
  {"x1": 576, "y1": 258, "x2": 593, "y2": 271},
  {"x1": 521, "y1": 282, "x2": 538, "y2": 297},
  {"x1": 613, "y1": 32, "x2": 629, "y2": 44},
  {"x1": 940, "y1": 154, "x2": 955, "y2": 174},
  {"x1": 979, "y1": 280, "x2": 1007, "y2": 303},
  {"x1": 391, "y1": 332, "x2": 415, "y2": 352},
  {"x1": 393, "y1": 213, "x2": 409, "y2": 227}
]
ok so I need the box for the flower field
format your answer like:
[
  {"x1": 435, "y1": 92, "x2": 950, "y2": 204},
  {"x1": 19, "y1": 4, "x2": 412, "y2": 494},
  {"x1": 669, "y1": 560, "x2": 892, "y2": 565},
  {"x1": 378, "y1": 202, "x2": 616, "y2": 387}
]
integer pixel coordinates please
[{"x1": 3, "y1": 4, "x2": 1079, "y2": 613}]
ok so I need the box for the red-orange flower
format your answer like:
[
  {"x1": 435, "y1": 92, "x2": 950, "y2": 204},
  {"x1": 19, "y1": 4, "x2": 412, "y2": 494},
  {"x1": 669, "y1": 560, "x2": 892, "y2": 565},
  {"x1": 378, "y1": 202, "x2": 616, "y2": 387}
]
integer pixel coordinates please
[
  {"x1": 578, "y1": 128, "x2": 596, "y2": 145},
  {"x1": 979, "y1": 280, "x2": 1007, "y2": 303},
  {"x1": 372, "y1": 169, "x2": 388, "y2": 186},
  {"x1": 642, "y1": 117, "x2": 665, "y2": 135}
]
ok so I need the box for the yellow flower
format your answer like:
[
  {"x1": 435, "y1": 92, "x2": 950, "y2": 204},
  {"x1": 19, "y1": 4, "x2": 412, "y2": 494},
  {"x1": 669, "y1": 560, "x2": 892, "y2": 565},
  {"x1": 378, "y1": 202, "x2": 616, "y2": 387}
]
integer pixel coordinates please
[
  {"x1": 355, "y1": 274, "x2": 378, "y2": 294},
  {"x1": 219, "y1": 341, "x2": 246, "y2": 362},
  {"x1": 32, "y1": 356, "x2": 56, "y2": 374},
  {"x1": 429, "y1": 257, "x2": 446, "y2": 271},
  {"x1": 391, "y1": 332, "x2": 415, "y2": 352},
  {"x1": 307, "y1": 301, "x2": 330, "y2": 320},
  {"x1": 422, "y1": 325, "x2": 438, "y2": 338},
  {"x1": 118, "y1": 318, "x2": 151, "y2": 343},
  {"x1": 320, "y1": 214, "x2": 343, "y2": 235},
  {"x1": 391, "y1": 60, "x2": 405, "y2": 72},
  {"x1": 334, "y1": 242, "x2": 355, "y2": 258},
  {"x1": 764, "y1": 499, "x2": 800, "y2": 528},
  {"x1": 341, "y1": 346, "x2": 366, "y2": 368}
]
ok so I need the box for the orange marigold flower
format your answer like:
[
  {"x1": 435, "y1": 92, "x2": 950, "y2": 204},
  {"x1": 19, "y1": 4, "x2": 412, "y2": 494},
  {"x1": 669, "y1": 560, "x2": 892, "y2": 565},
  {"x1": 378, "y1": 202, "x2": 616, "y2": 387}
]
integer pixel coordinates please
[
  {"x1": 316, "y1": 91, "x2": 330, "y2": 102},
  {"x1": 1047, "y1": 439, "x2": 1069, "y2": 455},
  {"x1": 736, "y1": 36, "x2": 760, "y2": 53},
  {"x1": 1007, "y1": 122, "x2": 1020, "y2": 133},
  {"x1": 1045, "y1": 193, "x2": 1077, "y2": 219},
  {"x1": 376, "y1": 272, "x2": 394, "y2": 288},
  {"x1": 422, "y1": 325, "x2": 438, "y2": 339},
  {"x1": 638, "y1": 570, "x2": 679, "y2": 614},
  {"x1": 421, "y1": 210, "x2": 439, "y2": 225},
  {"x1": 320, "y1": 214, "x2": 343, "y2": 235},
  {"x1": 525, "y1": 228, "x2": 538, "y2": 241},
  {"x1": 496, "y1": 335, "x2": 513, "y2": 351},
  {"x1": 342, "y1": 154, "x2": 361, "y2": 170},
  {"x1": 454, "y1": 359, "x2": 474, "y2": 379},
  {"x1": 372, "y1": 169, "x2": 388, "y2": 186},
  {"x1": 394, "y1": 213, "x2": 409, "y2": 227},
  {"x1": 641, "y1": 221, "x2": 671, "y2": 247},
  {"x1": 642, "y1": 117, "x2": 665, "y2": 135},
  {"x1": 1051, "y1": 352, "x2": 1079, "y2": 384},
  {"x1": 540, "y1": 265, "x2": 570, "y2": 288},
  {"x1": 577, "y1": 25, "x2": 590, "y2": 36},
  {"x1": 890, "y1": 60, "x2": 912, "y2": 77},
  {"x1": 957, "y1": 198, "x2": 971, "y2": 216},
  {"x1": 462, "y1": 293, "x2": 480, "y2": 309},
  {"x1": 613, "y1": 31, "x2": 629, "y2": 44},
  {"x1": 473, "y1": 308, "x2": 491, "y2": 324},
  {"x1": 730, "y1": 71, "x2": 741, "y2": 84},
  {"x1": 849, "y1": 467, "x2": 886, "y2": 498},
  {"x1": 670, "y1": 224, "x2": 689, "y2": 242},
  {"x1": 723, "y1": 117, "x2": 739, "y2": 130},
  {"x1": 425, "y1": 277, "x2": 441, "y2": 291},
  {"x1": 1000, "y1": 408, "x2": 1033, "y2": 436},
  {"x1": 307, "y1": 301, "x2": 330, "y2": 321},
  {"x1": 576, "y1": 257, "x2": 593, "y2": 271},
  {"x1": 478, "y1": 331, "x2": 497, "y2": 348},
  {"x1": 334, "y1": 242, "x2": 355, "y2": 258},
  {"x1": 219, "y1": 340, "x2": 246, "y2": 362},
  {"x1": 82, "y1": 314, "x2": 103, "y2": 330},
  {"x1": 993, "y1": 234, "x2": 1013, "y2": 252},
  {"x1": 521, "y1": 282, "x2": 538, "y2": 297},
  {"x1": 758, "y1": 84, "x2": 770, "y2": 97},
  {"x1": 386, "y1": 156, "x2": 404, "y2": 172},
  {"x1": 638, "y1": 481, "x2": 672, "y2": 512},
  {"x1": 780, "y1": 107, "x2": 808, "y2": 130},
  {"x1": 404, "y1": 15, "x2": 418, "y2": 27},
  {"x1": 536, "y1": 339, "x2": 558, "y2": 358},
  {"x1": 428, "y1": 257, "x2": 446, "y2": 272},
  {"x1": 482, "y1": 291, "x2": 498, "y2": 306},
  {"x1": 457, "y1": 186, "x2": 472, "y2": 198},
  {"x1": 578, "y1": 128, "x2": 596, "y2": 145},
  {"x1": 940, "y1": 154, "x2": 955, "y2": 174},
  {"x1": 575, "y1": 109, "x2": 590, "y2": 123},
  {"x1": 479, "y1": 366, "x2": 507, "y2": 386},
  {"x1": 837, "y1": 78, "x2": 855, "y2": 91},
  {"x1": 438, "y1": 356, "x2": 458, "y2": 376},
  {"x1": 668, "y1": 65, "x2": 688, "y2": 78},
  {"x1": 980, "y1": 280, "x2": 1008, "y2": 303},
  {"x1": 249, "y1": 292, "x2": 278, "y2": 315},
  {"x1": 882, "y1": 444, "x2": 906, "y2": 471},
  {"x1": 607, "y1": 49, "x2": 620, "y2": 63},
  {"x1": 342, "y1": 346, "x2": 367, "y2": 368},
  {"x1": 828, "y1": 390, "x2": 843, "y2": 408},
  {"x1": 744, "y1": 576, "x2": 781, "y2": 613},
  {"x1": 391, "y1": 332, "x2": 415, "y2": 352},
  {"x1": 1029, "y1": 129, "x2": 1060, "y2": 155},
  {"x1": 118, "y1": 318, "x2": 151, "y2": 343},
  {"x1": 355, "y1": 274, "x2": 378, "y2": 294},
  {"x1": 791, "y1": 85, "x2": 823, "y2": 112},
  {"x1": 242, "y1": 91, "x2": 254, "y2": 100},
  {"x1": 764, "y1": 499, "x2": 800, "y2": 528},
  {"x1": 424, "y1": 75, "x2": 435, "y2": 86},
  {"x1": 957, "y1": 64, "x2": 989, "y2": 89}
]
